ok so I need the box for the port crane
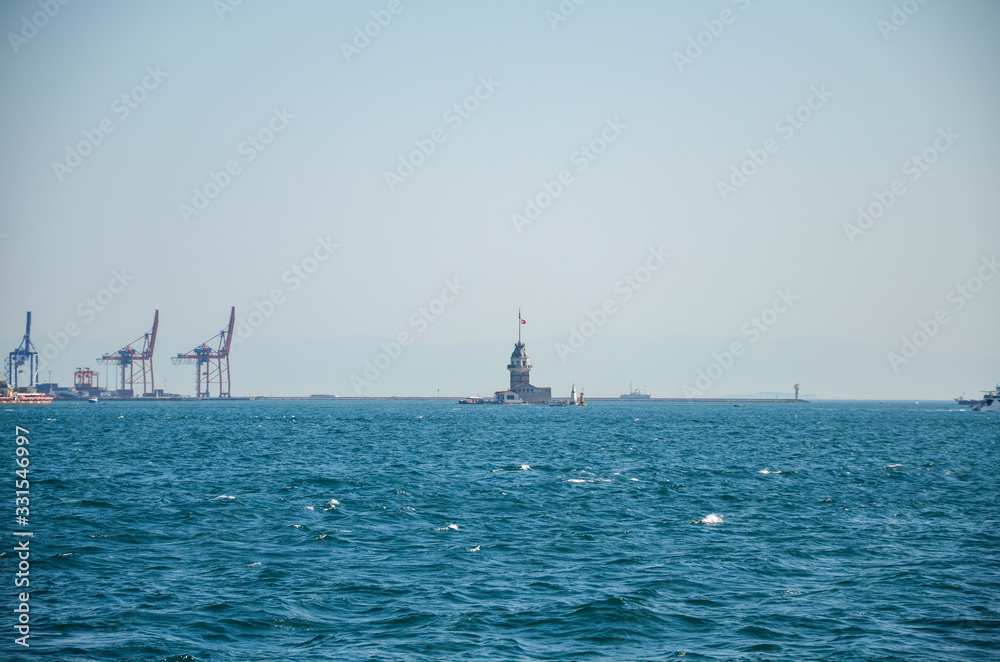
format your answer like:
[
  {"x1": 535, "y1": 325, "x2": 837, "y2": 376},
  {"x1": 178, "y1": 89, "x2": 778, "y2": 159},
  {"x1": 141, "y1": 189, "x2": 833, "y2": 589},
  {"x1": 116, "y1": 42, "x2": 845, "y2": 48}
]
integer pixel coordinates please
[
  {"x1": 5, "y1": 312, "x2": 39, "y2": 388},
  {"x1": 172, "y1": 307, "x2": 234, "y2": 398},
  {"x1": 74, "y1": 367, "x2": 101, "y2": 392},
  {"x1": 98, "y1": 310, "x2": 159, "y2": 397}
]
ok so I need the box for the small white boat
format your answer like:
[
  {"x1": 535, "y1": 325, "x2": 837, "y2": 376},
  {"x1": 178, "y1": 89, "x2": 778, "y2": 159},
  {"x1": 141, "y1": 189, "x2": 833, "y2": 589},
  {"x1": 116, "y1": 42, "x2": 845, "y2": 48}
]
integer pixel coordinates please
[{"x1": 88, "y1": 397, "x2": 99, "y2": 403}]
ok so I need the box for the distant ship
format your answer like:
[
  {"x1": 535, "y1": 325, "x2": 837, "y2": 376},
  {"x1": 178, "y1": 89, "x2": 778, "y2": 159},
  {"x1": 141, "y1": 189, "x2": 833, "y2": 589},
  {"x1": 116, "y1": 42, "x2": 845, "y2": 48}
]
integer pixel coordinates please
[
  {"x1": 970, "y1": 384, "x2": 1000, "y2": 412},
  {"x1": 954, "y1": 393, "x2": 979, "y2": 406},
  {"x1": 620, "y1": 382, "x2": 651, "y2": 399}
]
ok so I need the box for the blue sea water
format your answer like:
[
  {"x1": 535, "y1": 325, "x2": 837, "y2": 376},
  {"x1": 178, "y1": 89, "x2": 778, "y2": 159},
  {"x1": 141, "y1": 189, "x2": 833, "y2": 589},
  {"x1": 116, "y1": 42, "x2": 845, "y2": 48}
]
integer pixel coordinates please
[{"x1": 1, "y1": 399, "x2": 999, "y2": 661}]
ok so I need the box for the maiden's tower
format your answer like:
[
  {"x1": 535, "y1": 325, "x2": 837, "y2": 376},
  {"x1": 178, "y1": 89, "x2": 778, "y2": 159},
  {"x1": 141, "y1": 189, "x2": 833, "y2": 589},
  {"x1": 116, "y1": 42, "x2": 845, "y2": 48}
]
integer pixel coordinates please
[{"x1": 494, "y1": 310, "x2": 551, "y2": 404}]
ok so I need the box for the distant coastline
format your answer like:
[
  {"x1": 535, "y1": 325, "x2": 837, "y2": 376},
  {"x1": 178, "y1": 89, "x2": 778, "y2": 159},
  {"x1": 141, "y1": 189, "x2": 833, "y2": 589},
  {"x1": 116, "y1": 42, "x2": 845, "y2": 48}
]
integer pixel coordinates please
[
  {"x1": 52, "y1": 395, "x2": 814, "y2": 403},
  {"x1": 47, "y1": 395, "x2": 983, "y2": 403}
]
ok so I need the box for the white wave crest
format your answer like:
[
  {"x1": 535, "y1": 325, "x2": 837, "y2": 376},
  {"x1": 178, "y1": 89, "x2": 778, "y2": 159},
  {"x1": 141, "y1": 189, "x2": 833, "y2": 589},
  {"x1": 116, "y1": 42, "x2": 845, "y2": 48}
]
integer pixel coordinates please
[{"x1": 701, "y1": 513, "x2": 724, "y2": 525}]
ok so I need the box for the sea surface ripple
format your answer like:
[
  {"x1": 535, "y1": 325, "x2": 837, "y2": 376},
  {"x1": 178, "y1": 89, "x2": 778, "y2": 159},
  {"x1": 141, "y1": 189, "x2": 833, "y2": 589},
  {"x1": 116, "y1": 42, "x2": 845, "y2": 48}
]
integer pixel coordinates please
[{"x1": 2, "y1": 400, "x2": 998, "y2": 660}]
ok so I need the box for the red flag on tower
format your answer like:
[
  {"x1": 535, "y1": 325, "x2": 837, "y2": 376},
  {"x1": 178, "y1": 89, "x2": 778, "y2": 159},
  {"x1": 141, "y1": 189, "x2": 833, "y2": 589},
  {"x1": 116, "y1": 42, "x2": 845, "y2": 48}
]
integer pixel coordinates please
[{"x1": 521, "y1": 319, "x2": 526, "y2": 324}]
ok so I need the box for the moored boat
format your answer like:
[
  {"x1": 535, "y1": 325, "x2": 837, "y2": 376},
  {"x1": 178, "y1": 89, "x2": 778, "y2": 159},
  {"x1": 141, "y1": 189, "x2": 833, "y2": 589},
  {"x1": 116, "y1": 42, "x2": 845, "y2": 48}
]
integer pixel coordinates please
[{"x1": 0, "y1": 385, "x2": 53, "y2": 405}]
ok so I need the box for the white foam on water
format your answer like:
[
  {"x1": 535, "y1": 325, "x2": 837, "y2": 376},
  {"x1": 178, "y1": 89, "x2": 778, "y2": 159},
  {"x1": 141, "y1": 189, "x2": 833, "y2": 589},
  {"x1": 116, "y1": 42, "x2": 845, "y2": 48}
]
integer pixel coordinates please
[
  {"x1": 520, "y1": 464, "x2": 530, "y2": 470},
  {"x1": 292, "y1": 524, "x2": 303, "y2": 528},
  {"x1": 215, "y1": 495, "x2": 236, "y2": 500},
  {"x1": 567, "y1": 479, "x2": 587, "y2": 483},
  {"x1": 759, "y1": 469, "x2": 782, "y2": 475},
  {"x1": 324, "y1": 499, "x2": 340, "y2": 509},
  {"x1": 701, "y1": 513, "x2": 724, "y2": 525},
  {"x1": 469, "y1": 545, "x2": 481, "y2": 552},
  {"x1": 247, "y1": 562, "x2": 262, "y2": 567},
  {"x1": 303, "y1": 506, "x2": 314, "y2": 511},
  {"x1": 629, "y1": 478, "x2": 640, "y2": 482},
  {"x1": 884, "y1": 464, "x2": 903, "y2": 469}
]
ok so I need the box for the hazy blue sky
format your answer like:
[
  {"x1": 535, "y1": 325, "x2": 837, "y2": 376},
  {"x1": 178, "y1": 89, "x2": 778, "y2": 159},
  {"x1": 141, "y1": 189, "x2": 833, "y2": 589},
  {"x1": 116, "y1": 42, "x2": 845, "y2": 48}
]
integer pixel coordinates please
[{"x1": 2, "y1": 0, "x2": 998, "y2": 398}]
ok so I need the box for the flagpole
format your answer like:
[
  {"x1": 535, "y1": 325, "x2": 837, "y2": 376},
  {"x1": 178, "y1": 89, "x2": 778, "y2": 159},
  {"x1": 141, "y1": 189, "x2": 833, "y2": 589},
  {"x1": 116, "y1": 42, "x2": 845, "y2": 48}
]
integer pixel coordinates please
[{"x1": 518, "y1": 308, "x2": 521, "y2": 343}]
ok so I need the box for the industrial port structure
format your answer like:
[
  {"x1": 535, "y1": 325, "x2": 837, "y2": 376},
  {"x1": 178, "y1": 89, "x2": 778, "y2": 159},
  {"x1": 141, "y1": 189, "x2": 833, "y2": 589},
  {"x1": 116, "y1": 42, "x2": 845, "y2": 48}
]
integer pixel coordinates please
[
  {"x1": 5, "y1": 312, "x2": 39, "y2": 389},
  {"x1": 98, "y1": 310, "x2": 159, "y2": 397},
  {"x1": 171, "y1": 307, "x2": 235, "y2": 398},
  {"x1": 3, "y1": 308, "x2": 236, "y2": 399}
]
